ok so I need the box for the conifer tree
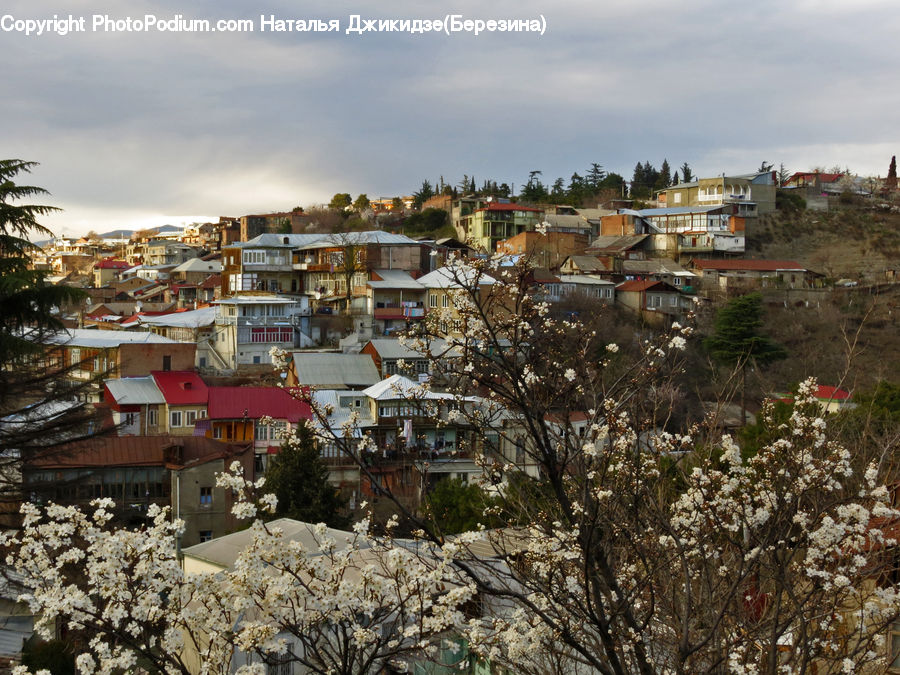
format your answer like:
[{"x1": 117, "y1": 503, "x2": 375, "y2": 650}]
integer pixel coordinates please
[{"x1": 263, "y1": 421, "x2": 348, "y2": 527}]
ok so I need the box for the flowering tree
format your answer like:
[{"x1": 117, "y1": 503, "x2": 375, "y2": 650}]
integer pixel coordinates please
[{"x1": 6, "y1": 256, "x2": 900, "y2": 675}]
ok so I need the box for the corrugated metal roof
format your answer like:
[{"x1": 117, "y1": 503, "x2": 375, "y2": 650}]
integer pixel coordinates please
[
  {"x1": 151, "y1": 371, "x2": 209, "y2": 405},
  {"x1": 27, "y1": 435, "x2": 247, "y2": 468},
  {"x1": 207, "y1": 387, "x2": 311, "y2": 422},
  {"x1": 366, "y1": 269, "x2": 424, "y2": 290},
  {"x1": 417, "y1": 265, "x2": 495, "y2": 289},
  {"x1": 38, "y1": 328, "x2": 178, "y2": 348},
  {"x1": 182, "y1": 518, "x2": 366, "y2": 570},
  {"x1": 623, "y1": 260, "x2": 696, "y2": 276},
  {"x1": 171, "y1": 258, "x2": 223, "y2": 273},
  {"x1": 105, "y1": 377, "x2": 165, "y2": 405},
  {"x1": 362, "y1": 375, "x2": 454, "y2": 402},
  {"x1": 292, "y1": 353, "x2": 380, "y2": 388},
  {"x1": 557, "y1": 275, "x2": 614, "y2": 286},
  {"x1": 363, "y1": 338, "x2": 448, "y2": 360},
  {"x1": 137, "y1": 306, "x2": 217, "y2": 328}
]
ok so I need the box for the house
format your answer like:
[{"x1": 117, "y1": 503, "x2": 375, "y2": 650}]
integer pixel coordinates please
[
  {"x1": 657, "y1": 170, "x2": 777, "y2": 216},
  {"x1": 103, "y1": 376, "x2": 166, "y2": 436},
  {"x1": 774, "y1": 385, "x2": 853, "y2": 415},
  {"x1": 622, "y1": 259, "x2": 698, "y2": 290},
  {"x1": 690, "y1": 259, "x2": 823, "y2": 292},
  {"x1": 452, "y1": 200, "x2": 544, "y2": 253},
  {"x1": 365, "y1": 269, "x2": 426, "y2": 335},
  {"x1": 606, "y1": 206, "x2": 746, "y2": 258},
  {"x1": 22, "y1": 435, "x2": 253, "y2": 547},
  {"x1": 204, "y1": 386, "x2": 312, "y2": 474},
  {"x1": 558, "y1": 255, "x2": 611, "y2": 277},
  {"x1": 615, "y1": 280, "x2": 692, "y2": 324},
  {"x1": 151, "y1": 370, "x2": 209, "y2": 436},
  {"x1": 92, "y1": 259, "x2": 131, "y2": 287},
  {"x1": 292, "y1": 231, "x2": 427, "y2": 314},
  {"x1": 37, "y1": 329, "x2": 196, "y2": 401},
  {"x1": 211, "y1": 295, "x2": 312, "y2": 369},
  {"x1": 171, "y1": 257, "x2": 223, "y2": 284},
  {"x1": 360, "y1": 338, "x2": 450, "y2": 379},
  {"x1": 142, "y1": 240, "x2": 200, "y2": 266},
  {"x1": 136, "y1": 306, "x2": 220, "y2": 370},
  {"x1": 496, "y1": 231, "x2": 590, "y2": 269},
  {"x1": 417, "y1": 264, "x2": 496, "y2": 338},
  {"x1": 286, "y1": 352, "x2": 381, "y2": 389},
  {"x1": 556, "y1": 275, "x2": 616, "y2": 303}
]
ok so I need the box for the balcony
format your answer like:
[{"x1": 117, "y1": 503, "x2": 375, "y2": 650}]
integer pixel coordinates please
[{"x1": 374, "y1": 303, "x2": 425, "y2": 320}]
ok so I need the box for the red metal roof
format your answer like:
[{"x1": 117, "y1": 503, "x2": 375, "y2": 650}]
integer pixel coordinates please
[
  {"x1": 95, "y1": 259, "x2": 131, "y2": 269},
  {"x1": 474, "y1": 203, "x2": 542, "y2": 213},
  {"x1": 815, "y1": 385, "x2": 850, "y2": 400},
  {"x1": 692, "y1": 259, "x2": 808, "y2": 272},
  {"x1": 151, "y1": 371, "x2": 209, "y2": 405},
  {"x1": 207, "y1": 387, "x2": 312, "y2": 423},
  {"x1": 616, "y1": 280, "x2": 673, "y2": 292}
]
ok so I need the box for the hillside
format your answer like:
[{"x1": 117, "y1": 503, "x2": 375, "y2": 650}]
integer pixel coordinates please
[{"x1": 747, "y1": 201, "x2": 900, "y2": 281}]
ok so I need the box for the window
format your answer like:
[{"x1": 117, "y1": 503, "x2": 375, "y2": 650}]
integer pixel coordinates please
[
  {"x1": 170, "y1": 411, "x2": 182, "y2": 428},
  {"x1": 428, "y1": 293, "x2": 438, "y2": 308},
  {"x1": 384, "y1": 361, "x2": 398, "y2": 375},
  {"x1": 441, "y1": 294, "x2": 449, "y2": 308},
  {"x1": 242, "y1": 250, "x2": 266, "y2": 264},
  {"x1": 213, "y1": 426, "x2": 223, "y2": 439},
  {"x1": 185, "y1": 410, "x2": 197, "y2": 426},
  {"x1": 890, "y1": 621, "x2": 900, "y2": 671},
  {"x1": 253, "y1": 355, "x2": 261, "y2": 364},
  {"x1": 124, "y1": 413, "x2": 136, "y2": 427},
  {"x1": 162, "y1": 355, "x2": 171, "y2": 372},
  {"x1": 70, "y1": 348, "x2": 81, "y2": 366},
  {"x1": 670, "y1": 295, "x2": 678, "y2": 307},
  {"x1": 672, "y1": 277, "x2": 682, "y2": 286},
  {"x1": 452, "y1": 319, "x2": 462, "y2": 333},
  {"x1": 148, "y1": 408, "x2": 158, "y2": 427},
  {"x1": 198, "y1": 409, "x2": 207, "y2": 419},
  {"x1": 199, "y1": 486, "x2": 212, "y2": 505},
  {"x1": 199, "y1": 530, "x2": 213, "y2": 543}
]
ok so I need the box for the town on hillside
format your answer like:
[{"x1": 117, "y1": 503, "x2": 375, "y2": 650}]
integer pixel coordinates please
[{"x1": 4, "y1": 159, "x2": 900, "y2": 674}]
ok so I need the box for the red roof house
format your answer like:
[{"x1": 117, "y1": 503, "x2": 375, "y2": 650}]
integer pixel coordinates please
[{"x1": 151, "y1": 370, "x2": 209, "y2": 405}]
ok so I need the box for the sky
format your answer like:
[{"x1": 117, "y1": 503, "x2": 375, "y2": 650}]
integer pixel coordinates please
[{"x1": 3, "y1": 0, "x2": 900, "y2": 237}]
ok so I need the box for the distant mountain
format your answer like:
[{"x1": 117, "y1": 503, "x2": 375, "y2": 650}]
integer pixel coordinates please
[{"x1": 96, "y1": 225, "x2": 183, "y2": 239}]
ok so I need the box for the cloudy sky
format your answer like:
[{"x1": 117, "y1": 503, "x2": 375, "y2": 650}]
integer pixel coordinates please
[{"x1": 3, "y1": 0, "x2": 899, "y2": 236}]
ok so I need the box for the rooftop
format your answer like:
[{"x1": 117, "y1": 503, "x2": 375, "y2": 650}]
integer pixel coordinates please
[
  {"x1": 151, "y1": 371, "x2": 209, "y2": 405},
  {"x1": 207, "y1": 387, "x2": 311, "y2": 423}
]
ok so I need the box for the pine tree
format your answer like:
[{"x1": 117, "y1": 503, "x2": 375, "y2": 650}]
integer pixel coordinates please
[
  {"x1": 887, "y1": 156, "x2": 897, "y2": 191},
  {"x1": 657, "y1": 159, "x2": 671, "y2": 190},
  {"x1": 680, "y1": 162, "x2": 693, "y2": 183},
  {"x1": 704, "y1": 293, "x2": 787, "y2": 425},
  {"x1": 0, "y1": 160, "x2": 98, "y2": 525},
  {"x1": 264, "y1": 421, "x2": 348, "y2": 527}
]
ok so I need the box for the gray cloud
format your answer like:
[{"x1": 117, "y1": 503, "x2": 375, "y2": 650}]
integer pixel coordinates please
[{"x1": 2, "y1": 0, "x2": 899, "y2": 234}]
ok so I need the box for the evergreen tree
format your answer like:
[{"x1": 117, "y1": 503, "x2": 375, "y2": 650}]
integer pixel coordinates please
[
  {"x1": 680, "y1": 162, "x2": 693, "y2": 183},
  {"x1": 704, "y1": 292, "x2": 787, "y2": 425},
  {"x1": 0, "y1": 160, "x2": 99, "y2": 524},
  {"x1": 567, "y1": 172, "x2": 585, "y2": 205},
  {"x1": 778, "y1": 163, "x2": 791, "y2": 187},
  {"x1": 586, "y1": 163, "x2": 606, "y2": 191},
  {"x1": 887, "y1": 156, "x2": 897, "y2": 191},
  {"x1": 264, "y1": 421, "x2": 348, "y2": 528},
  {"x1": 657, "y1": 159, "x2": 671, "y2": 190},
  {"x1": 672, "y1": 170, "x2": 680, "y2": 185},
  {"x1": 412, "y1": 180, "x2": 434, "y2": 209},
  {"x1": 550, "y1": 177, "x2": 566, "y2": 203}
]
